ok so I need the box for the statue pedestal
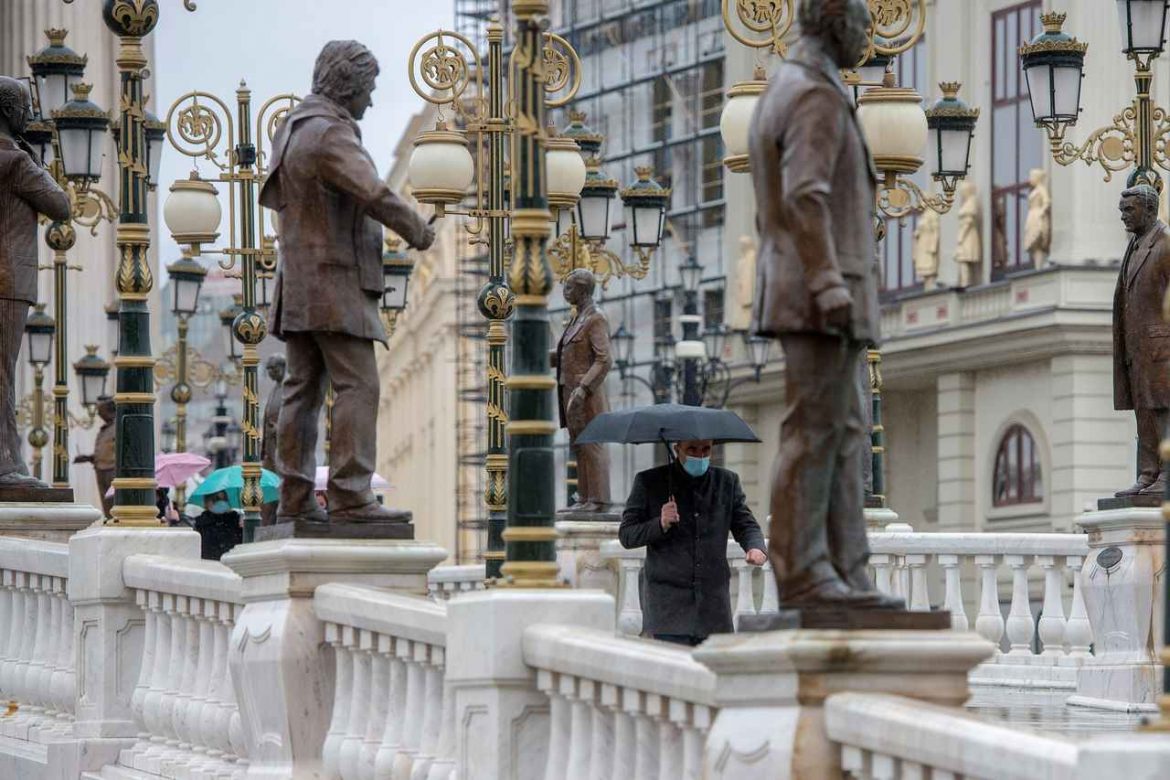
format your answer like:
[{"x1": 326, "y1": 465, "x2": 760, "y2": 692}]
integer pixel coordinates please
[
  {"x1": 0, "y1": 501, "x2": 101, "y2": 543},
  {"x1": 1069, "y1": 503, "x2": 1165, "y2": 713},
  {"x1": 0, "y1": 484, "x2": 73, "y2": 502},
  {"x1": 254, "y1": 515, "x2": 415, "y2": 542},
  {"x1": 694, "y1": 629, "x2": 994, "y2": 778},
  {"x1": 554, "y1": 515, "x2": 619, "y2": 595},
  {"x1": 740, "y1": 607, "x2": 951, "y2": 632}
]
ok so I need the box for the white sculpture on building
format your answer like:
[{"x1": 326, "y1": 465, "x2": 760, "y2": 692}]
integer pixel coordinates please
[
  {"x1": 1024, "y1": 168, "x2": 1051, "y2": 268},
  {"x1": 912, "y1": 209, "x2": 941, "y2": 289},
  {"x1": 729, "y1": 235, "x2": 756, "y2": 331},
  {"x1": 954, "y1": 181, "x2": 983, "y2": 288}
]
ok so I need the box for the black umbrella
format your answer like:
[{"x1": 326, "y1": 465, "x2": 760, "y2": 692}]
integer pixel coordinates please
[{"x1": 574, "y1": 403, "x2": 761, "y2": 446}]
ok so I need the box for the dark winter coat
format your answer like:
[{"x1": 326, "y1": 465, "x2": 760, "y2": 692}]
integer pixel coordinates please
[{"x1": 619, "y1": 463, "x2": 766, "y2": 638}]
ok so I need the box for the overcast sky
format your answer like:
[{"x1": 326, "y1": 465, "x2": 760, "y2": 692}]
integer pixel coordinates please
[{"x1": 154, "y1": 1, "x2": 454, "y2": 280}]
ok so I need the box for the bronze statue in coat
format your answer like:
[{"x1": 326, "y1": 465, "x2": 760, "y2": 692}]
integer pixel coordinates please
[
  {"x1": 74, "y1": 398, "x2": 116, "y2": 516},
  {"x1": 749, "y1": 0, "x2": 900, "y2": 610},
  {"x1": 554, "y1": 269, "x2": 613, "y2": 511},
  {"x1": 1113, "y1": 185, "x2": 1170, "y2": 496},
  {"x1": 258, "y1": 41, "x2": 434, "y2": 523},
  {"x1": 0, "y1": 76, "x2": 70, "y2": 489},
  {"x1": 260, "y1": 353, "x2": 286, "y2": 525}
]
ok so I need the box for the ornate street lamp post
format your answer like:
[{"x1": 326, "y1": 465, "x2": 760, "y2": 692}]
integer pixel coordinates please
[
  {"x1": 23, "y1": 305, "x2": 55, "y2": 481},
  {"x1": 163, "y1": 251, "x2": 207, "y2": 512}
]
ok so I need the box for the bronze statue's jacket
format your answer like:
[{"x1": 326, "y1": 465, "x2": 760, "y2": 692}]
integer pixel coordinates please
[
  {"x1": 259, "y1": 95, "x2": 429, "y2": 344},
  {"x1": 748, "y1": 40, "x2": 880, "y2": 344},
  {"x1": 555, "y1": 303, "x2": 612, "y2": 431},
  {"x1": 0, "y1": 136, "x2": 70, "y2": 302},
  {"x1": 1115, "y1": 219, "x2": 1170, "y2": 410}
]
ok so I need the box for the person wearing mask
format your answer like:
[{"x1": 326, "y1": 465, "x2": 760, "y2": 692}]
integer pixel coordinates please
[
  {"x1": 619, "y1": 440, "x2": 767, "y2": 646},
  {"x1": 194, "y1": 490, "x2": 243, "y2": 561}
]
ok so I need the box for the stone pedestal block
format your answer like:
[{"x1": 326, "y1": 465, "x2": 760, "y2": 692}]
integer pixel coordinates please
[
  {"x1": 694, "y1": 629, "x2": 994, "y2": 779},
  {"x1": 0, "y1": 502, "x2": 101, "y2": 543},
  {"x1": 445, "y1": 589, "x2": 615, "y2": 780},
  {"x1": 68, "y1": 526, "x2": 202, "y2": 740},
  {"x1": 1071, "y1": 507, "x2": 1165, "y2": 712},
  {"x1": 554, "y1": 519, "x2": 619, "y2": 595},
  {"x1": 220, "y1": 538, "x2": 446, "y2": 780}
]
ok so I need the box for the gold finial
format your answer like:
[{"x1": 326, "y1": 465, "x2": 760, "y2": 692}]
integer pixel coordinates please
[
  {"x1": 635, "y1": 165, "x2": 654, "y2": 180},
  {"x1": 232, "y1": 293, "x2": 243, "y2": 305},
  {"x1": 45, "y1": 29, "x2": 67, "y2": 46},
  {"x1": 384, "y1": 234, "x2": 402, "y2": 253},
  {"x1": 1040, "y1": 11, "x2": 1067, "y2": 33},
  {"x1": 569, "y1": 109, "x2": 587, "y2": 122},
  {"x1": 84, "y1": 345, "x2": 99, "y2": 356},
  {"x1": 752, "y1": 64, "x2": 767, "y2": 81},
  {"x1": 882, "y1": 70, "x2": 897, "y2": 88},
  {"x1": 71, "y1": 83, "x2": 93, "y2": 100},
  {"x1": 939, "y1": 82, "x2": 962, "y2": 99},
  {"x1": 34, "y1": 303, "x2": 47, "y2": 314}
]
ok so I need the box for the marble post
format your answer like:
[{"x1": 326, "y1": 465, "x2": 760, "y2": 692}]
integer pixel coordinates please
[
  {"x1": 1070, "y1": 507, "x2": 1165, "y2": 712},
  {"x1": 67, "y1": 526, "x2": 202, "y2": 771},
  {"x1": 694, "y1": 630, "x2": 994, "y2": 779},
  {"x1": 554, "y1": 520, "x2": 619, "y2": 596},
  {"x1": 445, "y1": 590, "x2": 614, "y2": 780},
  {"x1": 220, "y1": 538, "x2": 445, "y2": 780}
]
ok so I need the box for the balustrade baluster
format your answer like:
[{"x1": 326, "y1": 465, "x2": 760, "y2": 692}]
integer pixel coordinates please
[
  {"x1": 633, "y1": 695, "x2": 659, "y2": 779},
  {"x1": 974, "y1": 554, "x2": 1004, "y2": 653},
  {"x1": 0, "y1": 571, "x2": 14, "y2": 702},
  {"x1": 142, "y1": 593, "x2": 174, "y2": 766},
  {"x1": 38, "y1": 579, "x2": 62, "y2": 731},
  {"x1": 341, "y1": 630, "x2": 372, "y2": 780},
  {"x1": 323, "y1": 623, "x2": 352, "y2": 778},
  {"x1": 618, "y1": 559, "x2": 644, "y2": 636},
  {"x1": 872, "y1": 751, "x2": 898, "y2": 780},
  {"x1": 410, "y1": 646, "x2": 443, "y2": 780},
  {"x1": 674, "y1": 700, "x2": 705, "y2": 780},
  {"x1": 224, "y1": 605, "x2": 248, "y2": 775},
  {"x1": 733, "y1": 559, "x2": 755, "y2": 628},
  {"x1": 172, "y1": 597, "x2": 202, "y2": 761},
  {"x1": 200, "y1": 603, "x2": 231, "y2": 770},
  {"x1": 840, "y1": 744, "x2": 870, "y2": 778},
  {"x1": 393, "y1": 641, "x2": 427, "y2": 779},
  {"x1": 1036, "y1": 555, "x2": 1067, "y2": 657},
  {"x1": 653, "y1": 694, "x2": 681, "y2": 780},
  {"x1": 424, "y1": 667, "x2": 456, "y2": 780},
  {"x1": 759, "y1": 561, "x2": 780, "y2": 617},
  {"x1": 612, "y1": 687, "x2": 638, "y2": 778},
  {"x1": 374, "y1": 638, "x2": 408, "y2": 778},
  {"x1": 540, "y1": 670, "x2": 569, "y2": 780},
  {"x1": 906, "y1": 554, "x2": 930, "y2": 611},
  {"x1": 51, "y1": 578, "x2": 74, "y2": 729},
  {"x1": 871, "y1": 553, "x2": 894, "y2": 596},
  {"x1": 1004, "y1": 555, "x2": 1036, "y2": 656},
  {"x1": 158, "y1": 594, "x2": 186, "y2": 763},
  {"x1": 187, "y1": 600, "x2": 217, "y2": 776},
  {"x1": 938, "y1": 554, "x2": 968, "y2": 631},
  {"x1": 362, "y1": 634, "x2": 392, "y2": 780},
  {"x1": 594, "y1": 684, "x2": 621, "y2": 780},
  {"x1": 1064, "y1": 555, "x2": 1093, "y2": 657},
  {"x1": 566, "y1": 677, "x2": 595, "y2": 780},
  {"x1": 895, "y1": 556, "x2": 910, "y2": 602},
  {"x1": 20, "y1": 574, "x2": 47, "y2": 729},
  {"x1": 125, "y1": 594, "x2": 156, "y2": 766}
]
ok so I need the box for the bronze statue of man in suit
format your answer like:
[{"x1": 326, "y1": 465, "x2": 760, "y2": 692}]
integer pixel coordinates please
[
  {"x1": 1114, "y1": 184, "x2": 1170, "y2": 497},
  {"x1": 554, "y1": 269, "x2": 613, "y2": 511},
  {"x1": 750, "y1": 0, "x2": 901, "y2": 610},
  {"x1": 260, "y1": 353, "x2": 286, "y2": 525},
  {"x1": 259, "y1": 42, "x2": 434, "y2": 523},
  {"x1": 0, "y1": 76, "x2": 70, "y2": 490}
]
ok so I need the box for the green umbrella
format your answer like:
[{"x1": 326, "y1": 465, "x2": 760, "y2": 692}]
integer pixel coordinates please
[{"x1": 188, "y1": 465, "x2": 280, "y2": 509}]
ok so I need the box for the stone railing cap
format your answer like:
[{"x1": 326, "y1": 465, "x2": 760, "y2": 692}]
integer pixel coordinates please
[
  {"x1": 0, "y1": 536, "x2": 69, "y2": 578},
  {"x1": 124, "y1": 553, "x2": 242, "y2": 604},
  {"x1": 220, "y1": 538, "x2": 448, "y2": 577},
  {"x1": 868, "y1": 532, "x2": 1089, "y2": 557},
  {"x1": 315, "y1": 582, "x2": 447, "y2": 647}
]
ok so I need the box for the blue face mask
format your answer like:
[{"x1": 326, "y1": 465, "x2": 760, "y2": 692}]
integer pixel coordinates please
[
  {"x1": 682, "y1": 456, "x2": 710, "y2": 478},
  {"x1": 211, "y1": 500, "x2": 230, "y2": 514}
]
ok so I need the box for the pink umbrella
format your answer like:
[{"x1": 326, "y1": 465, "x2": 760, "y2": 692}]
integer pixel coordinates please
[
  {"x1": 314, "y1": 466, "x2": 390, "y2": 492},
  {"x1": 156, "y1": 452, "x2": 212, "y2": 489}
]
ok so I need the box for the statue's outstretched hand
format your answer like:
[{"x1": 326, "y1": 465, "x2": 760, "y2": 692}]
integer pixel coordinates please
[
  {"x1": 814, "y1": 286, "x2": 852, "y2": 330},
  {"x1": 414, "y1": 223, "x2": 436, "y2": 251}
]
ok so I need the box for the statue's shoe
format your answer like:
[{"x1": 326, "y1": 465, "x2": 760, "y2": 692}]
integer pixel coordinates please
[
  {"x1": 275, "y1": 508, "x2": 329, "y2": 524},
  {"x1": 0, "y1": 472, "x2": 48, "y2": 488},
  {"x1": 1116, "y1": 478, "x2": 1155, "y2": 497},
  {"x1": 329, "y1": 503, "x2": 411, "y2": 524},
  {"x1": 780, "y1": 578, "x2": 897, "y2": 609},
  {"x1": 1138, "y1": 478, "x2": 1166, "y2": 496}
]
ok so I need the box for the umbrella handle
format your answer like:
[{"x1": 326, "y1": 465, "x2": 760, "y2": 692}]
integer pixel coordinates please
[{"x1": 660, "y1": 431, "x2": 674, "y2": 505}]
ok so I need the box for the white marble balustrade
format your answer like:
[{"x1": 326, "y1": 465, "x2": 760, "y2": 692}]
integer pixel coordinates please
[
  {"x1": 314, "y1": 582, "x2": 455, "y2": 780},
  {"x1": 825, "y1": 692, "x2": 1078, "y2": 780},
  {"x1": 0, "y1": 538, "x2": 74, "y2": 743},
  {"x1": 869, "y1": 531, "x2": 1092, "y2": 657},
  {"x1": 523, "y1": 623, "x2": 716, "y2": 780},
  {"x1": 601, "y1": 539, "x2": 780, "y2": 636},
  {"x1": 426, "y1": 564, "x2": 486, "y2": 603},
  {"x1": 116, "y1": 554, "x2": 247, "y2": 780}
]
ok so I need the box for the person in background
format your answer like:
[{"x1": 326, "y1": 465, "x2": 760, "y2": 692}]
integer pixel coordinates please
[
  {"x1": 619, "y1": 439, "x2": 767, "y2": 646},
  {"x1": 194, "y1": 490, "x2": 242, "y2": 561},
  {"x1": 73, "y1": 397, "x2": 116, "y2": 517}
]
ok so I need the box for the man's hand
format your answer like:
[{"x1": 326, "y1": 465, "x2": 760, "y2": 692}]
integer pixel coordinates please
[
  {"x1": 72, "y1": 454, "x2": 93, "y2": 465},
  {"x1": 814, "y1": 286, "x2": 853, "y2": 330},
  {"x1": 414, "y1": 223, "x2": 436, "y2": 251},
  {"x1": 567, "y1": 387, "x2": 587, "y2": 414},
  {"x1": 660, "y1": 497, "x2": 679, "y2": 532},
  {"x1": 745, "y1": 549, "x2": 766, "y2": 566}
]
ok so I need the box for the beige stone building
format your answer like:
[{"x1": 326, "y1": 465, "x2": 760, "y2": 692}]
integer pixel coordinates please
[{"x1": 2, "y1": 0, "x2": 161, "y2": 508}]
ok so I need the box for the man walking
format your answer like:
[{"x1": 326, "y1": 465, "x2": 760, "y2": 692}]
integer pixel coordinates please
[
  {"x1": 1113, "y1": 184, "x2": 1170, "y2": 496},
  {"x1": 619, "y1": 440, "x2": 766, "y2": 646},
  {"x1": 0, "y1": 76, "x2": 70, "y2": 490},
  {"x1": 260, "y1": 41, "x2": 434, "y2": 523}
]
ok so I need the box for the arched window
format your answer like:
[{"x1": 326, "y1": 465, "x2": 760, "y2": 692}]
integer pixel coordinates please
[{"x1": 993, "y1": 424, "x2": 1044, "y2": 507}]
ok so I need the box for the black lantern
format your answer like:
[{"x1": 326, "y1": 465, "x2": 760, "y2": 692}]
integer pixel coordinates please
[
  {"x1": 611, "y1": 323, "x2": 634, "y2": 367},
  {"x1": 702, "y1": 323, "x2": 729, "y2": 363},
  {"x1": 26, "y1": 29, "x2": 86, "y2": 118},
  {"x1": 73, "y1": 345, "x2": 110, "y2": 410},
  {"x1": 52, "y1": 83, "x2": 109, "y2": 182},
  {"x1": 22, "y1": 120, "x2": 54, "y2": 166},
  {"x1": 382, "y1": 238, "x2": 414, "y2": 313},
  {"x1": 1116, "y1": 0, "x2": 1170, "y2": 57},
  {"x1": 24, "y1": 304, "x2": 55, "y2": 367},
  {"x1": 925, "y1": 82, "x2": 980, "y2": 188},
  {"x1": 1020, "y1": 12, "x2": 1087, "y2": 129},
  {"x1": 658, "y1": 333, "x2": 677, "y2": 365},
  {"x1": 167, "y1": 253, "x2": 208, "y2": 317},
  {"x1": 619, "y1": 166, "x2": 671, "y2": 249},
  {"x1": 561, "y1": 110, "x2": 603, "y2": 161},
  {"x1": 105, "y1": 301, "x2": 120, "y2": 356},
  {"x1": 746, "y1": 335, "x2": 770, "y2": 371},
  {"x1": 678, "y1": 255, "x2": 703, "y2": 294},
  {"x1": 220, "y1": 296, "x2": 242, "y2": 362},
  {"x1": 577, "y1": 165, "x2": 618, "y2": 241},
  {"x1": 160, "y1": 420, "x2": 176, "y2": 454},
  {"x1": 143, "y1": 109, "x2": 166, "y2": 189}
]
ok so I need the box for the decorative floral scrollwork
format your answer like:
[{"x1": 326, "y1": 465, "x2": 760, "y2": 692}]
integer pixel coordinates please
[
  {"x1": 102, "y1": 0, "x2": 160, "y2": 37},
  {"x1": 876, "y1": 177, "x2": 954, "y2": 220},
  {"x1": 477, "y1": 282, "x2": 516, "y2": 320},
  {"x1": 541, "y1": 33, "x2": 582, "y2": 107},
  {"x1": 722, "y1": 0, "x2": 795, "y2": 56},
  {"x1": 233, "y1": 311, "x2": 267, "y2": 346},
  {"x1": 867, "y1": 0, "x2": 927, "y2": 58},
  {"x1": 71, "y1": 189, "x2": 118, "y2": 236},
  {"x1": 166, "y1": 91, "x2": 233, "y2": 170},
  {"x1": 407, "y1": 29, "x2": 481, "y2": 107},
  {"x1": 1046, "y1": 107, "x2": 1139, "y2": 183}
]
